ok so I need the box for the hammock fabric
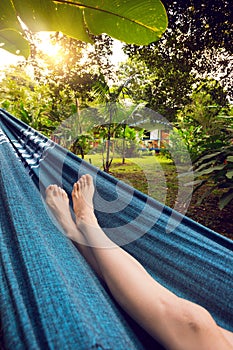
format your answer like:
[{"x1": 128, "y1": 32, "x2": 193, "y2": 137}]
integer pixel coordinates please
[{"x1": 0, "y1": 109, "x2": 233, "y2": 350}]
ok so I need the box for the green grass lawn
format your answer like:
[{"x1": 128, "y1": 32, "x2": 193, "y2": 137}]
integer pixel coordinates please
[
  {"x1": 86, "y1": 153, "x2": 180, "y2": 207},
  {"x1": 82, "y1": 153, "x2": 233, "y2": 238}
]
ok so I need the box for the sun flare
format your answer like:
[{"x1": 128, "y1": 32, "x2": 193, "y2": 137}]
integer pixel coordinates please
[{"x1": 36, "y1": 32, "x2": 62, "y2": 60}]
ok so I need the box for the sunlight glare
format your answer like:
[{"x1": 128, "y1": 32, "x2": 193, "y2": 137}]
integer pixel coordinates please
[{"x1": 36, "y1": 32, "x2": 62, "y2": 60}]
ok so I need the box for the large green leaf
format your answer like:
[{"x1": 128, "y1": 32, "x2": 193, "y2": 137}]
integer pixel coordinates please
[
  {"x1": 0, "y1": 0, "x2": 167, "y2": 57},
  {"x1": 0, "y1": 0, "x2": 21, "y2": 31},
  {"x1": 12, "y1": 0, "x2": 91, "y2": 42},
  {"x1": 0, "y1": 29, "x2": 30, "y2": 57},
  {"x1": 0, "y1": 0, "x2": 30, "y2": 55},
  {"x1": 67, "y1": 0, "x2": 168, "y2": 45}
]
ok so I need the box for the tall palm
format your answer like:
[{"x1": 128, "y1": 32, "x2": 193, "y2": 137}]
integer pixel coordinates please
[{"x1": 92, "y1": 74, "x2": 133, "y2": 172}]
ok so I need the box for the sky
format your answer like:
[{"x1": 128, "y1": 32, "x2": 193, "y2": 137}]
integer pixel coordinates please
[
  {"x1": 111, "y1": 39, "x2": 127, "y2": 66},
  {"x1": 0, "y1": 39, "x2": 127, "y2": 69},
  {"x1": 0, "y1": 48, "x2": 24, "y2": 68}
]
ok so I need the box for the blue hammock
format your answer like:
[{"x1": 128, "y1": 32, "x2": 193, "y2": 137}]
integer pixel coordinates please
[{"x1": 0, "y1": 109, "x2": 233, "y2": 350}]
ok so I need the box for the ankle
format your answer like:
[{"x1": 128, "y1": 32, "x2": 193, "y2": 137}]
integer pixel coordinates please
[{"x1": 76, "y1": 213, "x2": 99, "y2": 228}]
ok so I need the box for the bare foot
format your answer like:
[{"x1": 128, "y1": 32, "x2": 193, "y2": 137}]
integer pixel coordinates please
[
  {"x1": 46, "y1": 185, "x2": 78, "y2": 239},
  {"x1": 72, "y1": 174, "x2": 98, "y2": 227},
  {"x1": 72, "y1": 174, "x2": 116, "y2": 248}
]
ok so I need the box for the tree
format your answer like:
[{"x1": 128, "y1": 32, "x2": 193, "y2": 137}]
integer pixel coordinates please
[
  {"x1": 0, "y1": 0, "x2": 167, "y2": 57},
  {"x1": 26, "y1": 33, "x2": 115, "y2": 101},
  {"x1": 116, "y1": 125, "x2": 144, "y2": 163},
  {"x1": 193, "y1": 126, "x2": 233, "y2": 210},
  {"x1": 70, "y1": 134, "x2": 93, "y2": 159},
  {"x1": 171, "y1": 80, "x2": 233, "y2": 209},
  {"x1": 124, "y1": 0, "x2": 232, "y2": 118},
  {"x1": 0, "y1": 66, "x2": 60, "y2": 135},
  {"x1": 0, "y1": 32, "x2": 119, "y2": 137},
  {"x1": 118, "y1": 55, "x2": 195, "y2": 121},
  {"x1": 180, "y1": 80, "x2": 228, "y2": 133},
  {"x1": 175, "y1": 79, "x2": 230, "y2": 158},
  {"x1": 92, "y1": 74, "x2": 138, "y2": 172},
  {"x1": 160, "y1": 0, "x2": 231, "y2": 53}
]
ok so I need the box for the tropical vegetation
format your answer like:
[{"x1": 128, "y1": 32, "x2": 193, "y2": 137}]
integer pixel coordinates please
[{"x1": 0, "y1": 0, "x2": 232, "y2": 213}]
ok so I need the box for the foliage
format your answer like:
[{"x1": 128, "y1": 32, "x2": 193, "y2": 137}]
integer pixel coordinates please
[
  {"x1": 0, "y1": 67, "x2": 62, "y2": 135},
  {"x1": 117, "y1": 58, "x2": 149, "y2": 102},
  {"x1": 91, "y1": 74, "x2": 138, "y2": 172},
  {"x1": 161, "y1": 128, "x2": 194, "y2": 165},
  {"x1": 192, "y1": 104, "x2": 233, "y2": 209},
  {"x1": 0, "y1": 0, "x2": 167, "y2": 57},
  {"x1": 70, "y1": 134, "x2": 93, "y2": 159},
  {"x1": 0, "y1": 33, "x2": 119, "y2": 137},
  {"x1": 27, "y1": 33, "x2": 115, "y2": 99},
  {"x1": 193, "y1": 143, "x2": 233, "y2": 210},
  {"x1": 162, "y1": 0, "x2": 232, "y2": 53},
  {"x1": 175, "y1": 79, "x2": 230, "y2": 160},
  {"x1": 117, "y1": 125, "x2": 145, "y2": 159},
  {"x1": 96, "y1": 124, "x2": 144, "y2": 160},
  {"x1": 180, "y1": 79, "x2": 229, "y2": 133},
  {"x1": 121, "y1": 47, "x2": 196, "y2": 121},
  {"x1": 124, "y1": 0, "x2": 232, "y2": 118},
  {"x1": 118, "y1": 55, "x2": 195, "y2": 122},
  {"x1": 168, "y1": 78, "x2": 233, "y2": 210}
]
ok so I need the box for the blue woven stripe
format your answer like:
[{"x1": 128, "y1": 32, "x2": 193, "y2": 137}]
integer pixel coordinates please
[
  {"x1": 0, "y1": 133, "x2": 149, "y2": 349},
  {"x1": 0, "y1": 109, "x2": 232, "y2": 349}
]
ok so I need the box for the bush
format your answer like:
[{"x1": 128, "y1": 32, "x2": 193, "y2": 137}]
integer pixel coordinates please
[{"x1": 193, "y1": 144, "x2": 233, "y2": 209}]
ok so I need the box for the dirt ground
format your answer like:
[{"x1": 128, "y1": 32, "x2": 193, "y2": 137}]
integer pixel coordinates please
[
  {"x1": 110, "y1": 161, "x2": 233, "y2": 241},
  {"x1": 185, "y1": 189, "x2": 233, "y2": 240}
]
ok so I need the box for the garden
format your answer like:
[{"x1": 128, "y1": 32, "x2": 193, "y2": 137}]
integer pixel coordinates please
[{"x1": 0, "y1": 0, "x2": 232, "y2": 238}]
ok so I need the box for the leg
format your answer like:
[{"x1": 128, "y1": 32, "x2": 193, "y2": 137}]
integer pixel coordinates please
[
  {"x1": 45, "y1": 184, "x2": 103, "y2": 278},
  {"x1": 71, "y1": 175, "x2": 233, "y2": 350}
]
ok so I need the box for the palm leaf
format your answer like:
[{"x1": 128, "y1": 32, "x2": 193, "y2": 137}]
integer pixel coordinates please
[{"x1": 219, "y1": 189, "x2": 233, "y2": 210}]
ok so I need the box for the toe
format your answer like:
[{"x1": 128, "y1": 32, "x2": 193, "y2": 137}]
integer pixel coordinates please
[
  {"x1": 56, "y1": 187, "x2": 68, "y2": 199},
  {"x1": 79, "y1": 176, "x2": 85, "y2": 187},
  {"x1": 61, "y1": 189, "x2": 68, "y2": 198},
  {"x1": 46, "y1": 185, "x2": 52, "y2": 194},
  {"x1": 46, "y1": 184, "x2": 56, "y2": 194},
  {"x1": 57, "y1": 186, "x2": 63, "y2": 194},
  {"x1": 86, "y1": 174, "x2": 93, "y2": 185},
  {"x1": 72, "y1": 182, "x2": 78, "y2": 197},
  {"x1": 52, "y1": 185, "x2": 59, "y2": 195}
]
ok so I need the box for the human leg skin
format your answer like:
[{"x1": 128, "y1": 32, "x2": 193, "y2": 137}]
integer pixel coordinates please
[
  {"x1": 45, "y1": 184, "x2": 103, "y2": 279},
  {"x1": 71, "y1": 174, "x2": 233, "y2": 350},
  {"x1": 46, "y1": 177, "x2": 233, "y2": 350}
]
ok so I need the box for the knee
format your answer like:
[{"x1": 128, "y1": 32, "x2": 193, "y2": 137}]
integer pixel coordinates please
[
  {"x1": 178, "y1": 299, "x2": 216, "y2": 334},
  {"x1": 165, "y1": 298, "x2": 217, "y2": 343},
  {"x1": 161, "y1": 298, "x2": 221, "y2": 350}
]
